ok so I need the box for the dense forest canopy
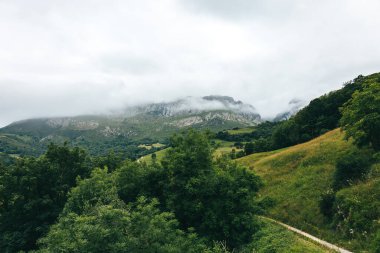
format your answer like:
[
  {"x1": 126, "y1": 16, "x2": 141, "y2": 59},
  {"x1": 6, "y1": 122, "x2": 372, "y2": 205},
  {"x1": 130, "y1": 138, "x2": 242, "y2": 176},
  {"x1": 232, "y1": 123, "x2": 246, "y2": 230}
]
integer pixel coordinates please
[{"x1": 0, "y1": 131, "x2": 263, "y2": 252}]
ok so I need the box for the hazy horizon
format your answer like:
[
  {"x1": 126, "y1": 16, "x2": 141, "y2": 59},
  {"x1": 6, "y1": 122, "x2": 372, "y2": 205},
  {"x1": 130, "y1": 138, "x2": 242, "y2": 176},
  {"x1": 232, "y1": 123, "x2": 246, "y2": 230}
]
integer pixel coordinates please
[{"x1": 1, "y1": 0, "x2": 380, "y2": 127}]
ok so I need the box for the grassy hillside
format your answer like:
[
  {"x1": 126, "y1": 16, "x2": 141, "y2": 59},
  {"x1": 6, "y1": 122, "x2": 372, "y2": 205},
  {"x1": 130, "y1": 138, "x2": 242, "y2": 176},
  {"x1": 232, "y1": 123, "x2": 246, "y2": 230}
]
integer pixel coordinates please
[
  {"x1": 138, "y1": 148, "x2": 169, "y2": 163},
  {"x1": 139, "y1": 139, "x2": 243, "y2": 164},
  {"x1": 237, "y1": 129, "x2": 380, "y2": 252},
  {"x1": 227, "y1": 127, "x2": 255, "y2": 135},
  {"x1": 255, "y1": 218, "x2": 335, "y2": 253}
]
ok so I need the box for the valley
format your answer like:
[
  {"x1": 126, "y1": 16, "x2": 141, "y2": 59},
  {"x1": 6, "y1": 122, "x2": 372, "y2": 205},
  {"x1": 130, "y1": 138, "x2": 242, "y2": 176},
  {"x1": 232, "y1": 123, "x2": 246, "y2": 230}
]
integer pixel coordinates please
[{"x1": 0, "y1": 72, "x2": 379, "y2": 252}]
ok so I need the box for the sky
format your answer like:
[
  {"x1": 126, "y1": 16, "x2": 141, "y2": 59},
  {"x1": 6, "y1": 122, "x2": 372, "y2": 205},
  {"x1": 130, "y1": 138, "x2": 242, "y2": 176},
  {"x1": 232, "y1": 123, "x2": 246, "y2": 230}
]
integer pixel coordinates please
[{"x1": 1, "y1": 0, "x2": 380, "y2": 127}]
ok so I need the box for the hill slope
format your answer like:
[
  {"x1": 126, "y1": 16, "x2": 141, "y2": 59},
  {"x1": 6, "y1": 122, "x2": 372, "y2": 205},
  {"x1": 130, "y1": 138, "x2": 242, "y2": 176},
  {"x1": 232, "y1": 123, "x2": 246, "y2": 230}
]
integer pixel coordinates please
[
  {"x1": 237, "y1": 129, "x2": 379, "y2": 252},
  {"x1": 0, "y1": 96, "x2": 261, "y2": 156}
]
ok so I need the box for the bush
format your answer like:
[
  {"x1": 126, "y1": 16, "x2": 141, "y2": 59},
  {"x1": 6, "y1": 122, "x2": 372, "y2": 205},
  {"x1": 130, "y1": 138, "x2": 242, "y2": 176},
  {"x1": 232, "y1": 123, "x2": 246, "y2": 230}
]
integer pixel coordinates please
[
  {"x1": 333, "y1": 149, "x2": 372, "y2": 190},
  {"x1": 340, "y1": 80, "x2": 380, "y2": 151},
  {"x1": 0, "y1": 144, "x2": 90, "y2": 252},
  {"x1": 319, "y1": 189, "x2": 336, "y2": 218},
  {"x1": 161, "y1": 131, "x2": 262, "y2": 249},
  {"x1": 333, "y1": 179, "x2": 380, "y2": 241},
  {"x1": 38, "y1": 169, "x2": 207, "y2": 253},
  {"x1": 372, "y1": 230, "x2": 380, "y2": 253},
  {"x1": 244, "y1": 142, "x2": 255, "y2": 155}
]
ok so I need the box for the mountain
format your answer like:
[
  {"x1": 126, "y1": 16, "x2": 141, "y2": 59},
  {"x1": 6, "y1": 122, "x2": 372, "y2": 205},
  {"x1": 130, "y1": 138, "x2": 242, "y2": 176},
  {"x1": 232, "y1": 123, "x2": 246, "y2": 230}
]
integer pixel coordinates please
[
  {"x1": 125, "y1": 95, "x2": 260, "y2": 121},
  {"x1": 273, "y1": 98, "x2": 306, "y2": 122},
  {"x1": 0, "y1": 95, "x2": 261, "y2": 156}
]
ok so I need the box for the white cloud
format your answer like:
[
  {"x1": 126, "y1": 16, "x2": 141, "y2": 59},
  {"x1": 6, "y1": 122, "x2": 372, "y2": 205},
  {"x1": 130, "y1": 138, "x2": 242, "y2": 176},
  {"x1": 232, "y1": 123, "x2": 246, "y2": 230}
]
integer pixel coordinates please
[{"x1": 0, "y1": 0, "x2": 379, "y2": 126}]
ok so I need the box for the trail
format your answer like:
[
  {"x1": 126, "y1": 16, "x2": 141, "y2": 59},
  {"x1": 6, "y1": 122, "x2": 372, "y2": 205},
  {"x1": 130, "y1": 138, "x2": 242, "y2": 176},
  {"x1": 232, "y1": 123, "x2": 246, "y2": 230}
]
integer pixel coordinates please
[{"x1": 261, "y1": 216, "x2": 353, "y2": 253}]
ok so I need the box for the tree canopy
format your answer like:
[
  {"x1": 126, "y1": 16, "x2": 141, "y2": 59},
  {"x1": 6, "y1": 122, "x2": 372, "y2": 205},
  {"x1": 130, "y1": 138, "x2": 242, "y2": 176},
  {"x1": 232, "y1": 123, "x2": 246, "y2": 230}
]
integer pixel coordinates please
[
  {"x1": 340, "y1": 80, "x2": 380, "y2": 151},
  {"x1": 0, "y1": 143, "x2": 90, "y2": 252},
  {"x1": 38, "y1": 169, "x2": 207, "y2": 253}
]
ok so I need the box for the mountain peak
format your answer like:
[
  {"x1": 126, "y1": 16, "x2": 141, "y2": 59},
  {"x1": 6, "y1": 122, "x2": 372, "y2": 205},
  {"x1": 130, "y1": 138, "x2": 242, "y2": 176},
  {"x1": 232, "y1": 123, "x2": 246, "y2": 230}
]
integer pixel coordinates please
[{"x1": 129, "y1": 95, "x2": 260, "y2": 121}]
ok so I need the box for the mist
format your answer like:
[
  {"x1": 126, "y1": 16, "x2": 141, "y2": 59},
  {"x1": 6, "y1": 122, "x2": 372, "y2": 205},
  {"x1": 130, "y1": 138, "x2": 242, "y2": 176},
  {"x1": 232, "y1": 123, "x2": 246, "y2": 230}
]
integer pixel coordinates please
[{"x1": 1, "y1": 0, "x2": 380, "y2": 127}]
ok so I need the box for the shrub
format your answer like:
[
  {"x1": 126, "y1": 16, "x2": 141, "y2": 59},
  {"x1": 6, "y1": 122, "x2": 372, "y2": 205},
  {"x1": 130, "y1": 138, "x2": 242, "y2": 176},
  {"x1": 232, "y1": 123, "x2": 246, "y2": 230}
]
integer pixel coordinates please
[
  {"x1": 319, "y1": 189, "x2": 336, "y2": 218},
  {"x1": 340, "y1": 80, "x2": 380, "y2": 151},
  {"x1": 161, "y1": 131, "x2": 262, "y2": 249},
  {"x1": 372, "y1": 230, "x2": 380, "y2": 253},
  {"x1": 333, "y1": 149, "x2": 372, "y2": 190}
]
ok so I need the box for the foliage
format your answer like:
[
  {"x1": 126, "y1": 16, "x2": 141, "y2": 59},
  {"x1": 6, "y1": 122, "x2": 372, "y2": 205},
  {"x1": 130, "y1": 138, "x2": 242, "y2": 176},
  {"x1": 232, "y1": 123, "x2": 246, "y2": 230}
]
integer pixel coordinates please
[
  {"x1": 0, "y1": 152, "x2": 16, "y2": 166},
  {"x1": 161, "y1": 130, "x2": 262, "y2": 248},
  {"x1": 319, "y1": 189, "x2": 336, "y2": 218},
  {"x1": 332, "y1": 179, "x2": 380, "y2": 248},
  {"x1": 244, "y1": 142, "x2": 255, "y2": 155},
  {"x1": 216, "y1": 121, "x2": 278, "y2": 143},
  {"x1": 139, "y1": 148, "x2": 170, "y2": 164},
  {"x1": 250, "y1": 219, "x2": 327, "y2": 253},
  {"x1": 340, "y1": 80, "x2": 380, "y2": 151},
  {"x1": 0, "y1": 109, "x2": 253, "y2": 158},
  {"x1": 333, "y1": 149, "x2": 372, "y2": 190},
  {"x1": 37, "y1": 169, "x2": 207, "y2": 253},
  {"x1": 372, "y1": 230, "x2": 380, "y2": 253},
  {"x1": 271, "y1": 119, "x2": 300, "y2": 149},
  {"x1": 91, "y1": 150, "x2": 124, "y2": 172},
  {"x1": 62, "y1": 168, "x2": 120, "y2": 215},
  {"x1": 0, "y1": 143, "x2": 90, "y2": 252},
  {"x1": 116, "y1": 161, "x2": 165, "y2": 205},
  {"x1": 270, "y1": 73, "x2": 380, "y2": 150},
  {"x1": 237, "y1": 129, "x2": 380, "y2": 252}
]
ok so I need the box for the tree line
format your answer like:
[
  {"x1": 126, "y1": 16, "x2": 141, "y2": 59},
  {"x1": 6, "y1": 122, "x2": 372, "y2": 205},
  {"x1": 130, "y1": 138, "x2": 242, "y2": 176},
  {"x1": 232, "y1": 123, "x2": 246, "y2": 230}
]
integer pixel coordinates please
[{"x1": 0, "y1": 131, "x2": 264, "y2": 252}]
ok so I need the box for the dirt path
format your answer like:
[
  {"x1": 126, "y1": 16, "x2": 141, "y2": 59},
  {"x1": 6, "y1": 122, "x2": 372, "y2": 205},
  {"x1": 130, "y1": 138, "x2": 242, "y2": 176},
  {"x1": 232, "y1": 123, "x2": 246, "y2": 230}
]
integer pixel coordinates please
[{"x1": 261, "y1": 216, "x2": 353, "y2": 253}]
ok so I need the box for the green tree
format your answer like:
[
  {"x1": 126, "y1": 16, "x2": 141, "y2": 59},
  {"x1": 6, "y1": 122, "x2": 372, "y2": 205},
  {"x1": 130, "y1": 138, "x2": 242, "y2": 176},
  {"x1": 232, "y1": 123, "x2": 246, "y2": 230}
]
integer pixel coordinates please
[
  {"x1": 244, "y1": 142, "x2": 255, "y2": 155},
  {"x1": 319, "y1": 189, "x2": 335, "y2": 218},
  {"x1": 271, "y1": 119, "x2": 300, "y2": 149},
  {"x1": 333, "y1": 149, "x2": 372, "y2": 190},
  {"x1": 116, "y1": 161, "x2": 165, "y2": 205},
  {"x1": 0, "y1": 144, "x2": 90, "y2": 252},
  {"x1": 340, "y1": 81, "x2": 380, "y2": 151},
  {"x1": 161, "y1": 130, "x2": 262, "y2": 249},
  {"x1": 92, "y1": 150, "x2": 124, "y2": 172},
  {"x1": 38, "y1": 168, "x2": 207, "y2": 253},
  {"x1": 372, "y1": 230, "x2": 380, "y2": 253}
]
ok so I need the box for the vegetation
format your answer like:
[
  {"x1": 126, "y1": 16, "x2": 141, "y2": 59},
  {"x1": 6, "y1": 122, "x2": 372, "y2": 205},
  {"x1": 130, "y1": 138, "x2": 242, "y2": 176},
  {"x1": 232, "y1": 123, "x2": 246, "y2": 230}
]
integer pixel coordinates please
[
  {"x1": 340, "y1": 78, "x2": 380, "y2": 151},
  {"x1": 237, "y1": 129, "x2": 380, "y2": 252},
  {"x1": 0, "y1": 110, "x2": 252, "y2": 158},
  {"x1": 252, "y1": 218, "x2": 333, "y2": 253},
  {"x1": 1, "y1": 72, "x2": 380, "y2": 252},
  {"x1": 37, "y1": 169, "x2": 207, "y2": 253},
  {"x1": 270, "y1": 73, "x2": 380, "y2": 150},
  {"x1": 0, "y1": 131, "x2": 266, "y2": 252},
  {"x1": 226, "y1": 127, "x2": 255, "y2": 135},
  {"x1": 160, "y1": 131, "x2": 263, "y2": 248},
  {"x1": 332, "y1": 148, "x2": 372, "y2": 190},
  {"x1": 216, "y1": 121, "x2": 278, "y2": 143},
  {"x1": 0, "y1": 144, "x2": 91, "y2": 252},
  {"x1": 139, "y1": 148, "x2": 169, "y2": 164}
]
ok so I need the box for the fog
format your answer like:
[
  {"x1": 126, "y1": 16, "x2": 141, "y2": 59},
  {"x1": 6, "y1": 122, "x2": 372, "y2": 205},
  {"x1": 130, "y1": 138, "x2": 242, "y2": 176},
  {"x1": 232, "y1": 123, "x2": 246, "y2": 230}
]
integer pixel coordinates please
[{"x1": 1, "y1": 0, "x2": 380, "y2": 127}]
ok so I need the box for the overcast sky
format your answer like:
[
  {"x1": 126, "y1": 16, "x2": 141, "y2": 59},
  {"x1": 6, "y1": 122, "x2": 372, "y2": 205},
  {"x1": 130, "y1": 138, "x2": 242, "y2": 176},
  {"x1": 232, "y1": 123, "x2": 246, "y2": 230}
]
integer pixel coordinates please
[{"x1": 1, "y1": 0, "x2": 380, "y2": 127}]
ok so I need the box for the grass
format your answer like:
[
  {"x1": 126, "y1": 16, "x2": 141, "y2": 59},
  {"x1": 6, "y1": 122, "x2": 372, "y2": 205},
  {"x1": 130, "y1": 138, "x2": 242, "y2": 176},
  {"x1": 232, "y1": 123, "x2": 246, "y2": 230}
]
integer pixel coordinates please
[
  {"x1": 138, "y1": 143, "x2": 165, "y2": 150},
  {"x1": 254, "y1": 217, "x2": 335, "y2": 253},
  {"x1": 237, "y1": 129, "x2": 380, "y2": 252},
  {"x1": 138, "y1": 148, "x2": 169, "y2": 164},
  {"x1": 139, "y1": 141, "x2": 242, "y2": 163},
  {"x1": 214, "y1": 147, "x2": 243, "y2": 157},
  {"x1": 137, "y1": 129, "x2": 378, "y2": 251},
  {"x1": 213, "y1": 139, "x2": 237, "y2": 147},
  {"x1": 227, "y1": 127, "x2": 255, "y2": 135},
  {"x1": 139, "y1": 139, "x2": 239, "y2": 164}
]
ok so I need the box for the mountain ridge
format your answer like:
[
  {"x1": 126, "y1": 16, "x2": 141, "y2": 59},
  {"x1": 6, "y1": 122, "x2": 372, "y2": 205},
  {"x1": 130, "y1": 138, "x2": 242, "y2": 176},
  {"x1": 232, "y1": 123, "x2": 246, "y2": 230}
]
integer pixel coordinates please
[{"x1": 0, "y1": 95, "x2": 261, "y2": 156}]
